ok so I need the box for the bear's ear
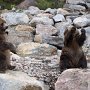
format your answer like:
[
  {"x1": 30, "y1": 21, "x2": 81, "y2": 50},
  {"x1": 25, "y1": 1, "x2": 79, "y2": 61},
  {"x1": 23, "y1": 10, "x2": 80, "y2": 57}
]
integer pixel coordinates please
[{"x1": 70, "y1": 26, "x2": 76, "y2": 33}]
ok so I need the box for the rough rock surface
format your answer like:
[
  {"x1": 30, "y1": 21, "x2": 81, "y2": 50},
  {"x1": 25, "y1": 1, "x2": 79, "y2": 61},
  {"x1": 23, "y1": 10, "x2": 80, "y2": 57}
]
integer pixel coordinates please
[
  {"x1": 1, "y1": 12, "x2": 29, "y2": 25},
  {"x1": 36, "y1": 24, "x2": 57, "y2": 36},
  {"x1": 17, "y1": 42, "x2": 57, "y2": 56},
  {"x1": 29, "y1": 16, "x2": 54, "y2": 27},
  {"x1": 0, "y1": 1, "x2": 90, "y2": 90},
  {"x1": 55, "y1": 69, "x2": 90, "y2": 90},
  {"x1": 0, "y1": 70, "x2": 46, "y2": 90}
]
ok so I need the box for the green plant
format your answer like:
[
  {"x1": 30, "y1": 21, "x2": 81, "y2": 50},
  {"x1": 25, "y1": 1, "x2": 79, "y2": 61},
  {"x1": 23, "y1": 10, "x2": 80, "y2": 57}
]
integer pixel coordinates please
[
  {"x1": 36, "y1": 0, "x2": 65, "y2": 10},
  {"x1": 0, "y1": 0, "x2": 24, "y2": 9}
]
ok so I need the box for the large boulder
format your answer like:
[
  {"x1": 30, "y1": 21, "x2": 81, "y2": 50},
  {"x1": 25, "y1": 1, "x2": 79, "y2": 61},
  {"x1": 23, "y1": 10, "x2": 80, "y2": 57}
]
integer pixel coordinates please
[
  {"x1": 17, "y1": 42, "x2": 57, "y2": 56},
  {"x1": 6, "y1": 25, "x2": 35, "y2": 45},
  {"x1": 55, "y1": 69, "x2": 90, "y2": 90},
  {"x1": 36, "y1": 24, "x2": 57, "y2": 36},
  {"x1": 34, "y1": 35, "x2": 64, "y2": 49},
  {"x1": 73, "y1": 16, "x2": 90, "y2": 27},
  {"x1": 27, "y1": 6, "x2": 41, "y2": 15},
  {"x1": 0, "y1": 70, "x2": 45, "y2": 90},
  {"x1": 1, "y1": 12, "x2": 29, "y2": 26},
  {"x1": 29, "y1": 16, "x2": 54, "y2": 27}
]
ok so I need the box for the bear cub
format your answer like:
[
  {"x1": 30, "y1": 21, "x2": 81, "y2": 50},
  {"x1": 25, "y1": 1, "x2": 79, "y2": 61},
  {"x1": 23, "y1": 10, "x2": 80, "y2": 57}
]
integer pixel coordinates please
[
  {"x1": 60, "y1": 26, "x2": 87, "y2": 73},
  {"x1": 0, "y1": 18, "x2": 16, "y2": 73}
]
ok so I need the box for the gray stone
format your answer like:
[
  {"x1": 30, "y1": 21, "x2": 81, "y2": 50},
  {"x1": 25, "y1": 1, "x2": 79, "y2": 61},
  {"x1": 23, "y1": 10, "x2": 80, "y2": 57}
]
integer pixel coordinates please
[
  {"x1": 36, "y1": 13, "x2": 53, "y2": 18},
  {"x1": 36, "y1": 24, "x2": 57, "y2": 36},
  {"x1": 29, "y1": 16, "x2": 54, "y2": 27},
  {"x1": 69, "y1": 4, "x2": 86, "y2": 11},
  {"x1": 86, "y1": 3, "x2": 90, "y2": 9},
  {"x1": 73, "y1": 16, "x2": 89, "y2": 27},
  {"x1": 44, "y1": 8, "x2": 57, "y2": 15},
  {"x1": 34, "y1": 35, "x2": 64, "y2": 49},
  {"x1": 6, "y1": 26, "x2": 34, "y2": 45},
  {"x1": 57, "y1": 8, "x2": 70, "y2": 15},
  {"x1": 17, "y1": 42, "x2": 57, "y2": 56},
  {"x1": 86, "y1": 0, "x2": 90, "y2": 3},
  {"x1": 27, "y1": 6, "x2": 41, "y2": 15},
  {"x1": 1, "y1": 12, "x2": 29, "y2": 26},
  {"x1": 0, "y1": 70, "x2": 45, "y2": 90},
  {"x1": 53, "y1": 14, "x2": 65, "y2": 22},
  {"x1": 84, "y1": 27, "x2": 90, "y2": 45},
  {"x1": 66, "y1": 0, "x2": 85, "y2": 4},
  {"x1": 55, "y1": 69, "x2": 90, "y2": 90}
]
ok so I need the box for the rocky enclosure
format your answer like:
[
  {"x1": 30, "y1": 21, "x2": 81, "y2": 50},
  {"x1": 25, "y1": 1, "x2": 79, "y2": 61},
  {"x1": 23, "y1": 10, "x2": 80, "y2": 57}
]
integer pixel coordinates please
[{"x1": 0, "y1": 0, "x2": 90, "y2": 90}]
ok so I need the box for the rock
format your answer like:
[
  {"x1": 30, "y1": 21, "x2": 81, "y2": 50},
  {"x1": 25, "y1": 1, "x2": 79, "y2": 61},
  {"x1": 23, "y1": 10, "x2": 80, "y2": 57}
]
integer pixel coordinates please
[
  {"x1": 6, "y1": 26, "x2": 34, "y2": 45},
  {"x1": 17, "y1": 42, "x2": 57, "y2": 56},
  {"x1": 37, "y1": 13, "x2": 53, "y2": 18},
  {"x1": 29, "y1": 16, "x2": 54, "y2": 27},
  {"x1": 15, "y1": 25, "x2": 35, "y2": 32},
  {"x1": 55, "y1": 69, "x2": 90, "y2": 90},
  {"x1": 27, "y1": 6, "x2": 41, "y2": 15},
  {"x1": 69, "y1": 4, "x2": 86, "y2": 11},
  {"x1": 84, "y1": 27, "x2": 90, "y2": 45},
  {"x1": 57, "y1": 8, "x2": 70, "y2": 15},
  {"x1": 42, "y1": 36, "x2": 64, "y2": 49},
  {"x1": 73, "y1": 16, "x2": 89, "y2": 27},
  {"x1": 44, "y1": 8, "x2": 57, "y2": 15},
  {"x1": 0, "y1": 70, "x2": 45, "y2": 90},
  {"x1": 34, "y1": 35, "x2": 64, "y2": 49},
  {"x1": 36, "y1": 24, "x2": 58, "y2": 36},
  {"x1": 66, "y1": 0, "x2": 85, "y2": 4},
  {"x1": 34, "y1": 34, "x2": 43, "y2": 43},
  {"x1": 86, "y1": 3, "x2": 90, "y2": 9},
  {"x1": 15, "y1": 25, "x2": 34, "y2": 42},
  {"x1": 53, "y1": 14, "x2": 65, "y2": 23},
  {"x1": 86, "y1": 49, "x2": 90, "y2": 59},
  {"x1": 23, "y1": 10, "x2": 33, "y2": 20},
  {"x1": 86, "y1": 0, "x2": 90, "y2": 3},
  {"x1": 10, "y1": 54, "x2": 60, "y2": 90},
  {"x1": 1, "y1": 12, "x2": 29, "y2": 26}
]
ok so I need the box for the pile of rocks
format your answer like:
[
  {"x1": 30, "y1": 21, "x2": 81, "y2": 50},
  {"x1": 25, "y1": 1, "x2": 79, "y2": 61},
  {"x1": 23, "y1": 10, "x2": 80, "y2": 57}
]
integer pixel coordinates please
[{"x1": 0, "y1": 0, "x2": 90, "y2": 90}]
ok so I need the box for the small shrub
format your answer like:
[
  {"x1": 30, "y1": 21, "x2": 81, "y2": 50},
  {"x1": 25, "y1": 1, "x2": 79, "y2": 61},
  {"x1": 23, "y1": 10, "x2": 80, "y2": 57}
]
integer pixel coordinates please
[
  {"x1": 36, "y1": 0, "x2": 65, "y2": 10},
  {"x1": 0, "y1": 0, "x2": 24, "y2": 9}
]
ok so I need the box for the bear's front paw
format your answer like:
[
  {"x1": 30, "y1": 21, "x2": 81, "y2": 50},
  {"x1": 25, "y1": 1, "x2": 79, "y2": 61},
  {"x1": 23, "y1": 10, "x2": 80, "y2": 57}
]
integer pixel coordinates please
[{"x1": 81, "y1": 29, "x2": 86, "y2": 34}]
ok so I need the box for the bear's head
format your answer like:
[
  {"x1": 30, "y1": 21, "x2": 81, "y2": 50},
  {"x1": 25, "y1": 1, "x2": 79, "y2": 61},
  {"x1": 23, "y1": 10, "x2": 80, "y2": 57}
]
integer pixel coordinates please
[
  {"x1": 0, "y1": 18, "x2": 8, "y2": 34},
  {"x1": 64, "y1": 26, "x2": 86, "y2": 48},
  {"x1": 0, "y1": 18, "x2": 8, "y2": 41}
]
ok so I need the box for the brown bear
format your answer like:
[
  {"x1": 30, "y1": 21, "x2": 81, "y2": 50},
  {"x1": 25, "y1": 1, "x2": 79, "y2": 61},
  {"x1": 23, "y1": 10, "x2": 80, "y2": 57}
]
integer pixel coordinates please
[
  {"x1": 0, "y1": 17, "x2": 16, "y2": 73},
  {"x1": 60, "y1": 26, "x2": 87, "y2": 73}
]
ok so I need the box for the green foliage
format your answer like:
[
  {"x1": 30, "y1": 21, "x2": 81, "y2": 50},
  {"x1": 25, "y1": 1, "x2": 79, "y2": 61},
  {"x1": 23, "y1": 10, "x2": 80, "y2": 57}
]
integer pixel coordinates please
[
  {"x1": 36, "y1": 0, "x2": 65, "y2": 10},
  {"x1": 0, "y1": 0, "x2": 24, "y2": 9}
]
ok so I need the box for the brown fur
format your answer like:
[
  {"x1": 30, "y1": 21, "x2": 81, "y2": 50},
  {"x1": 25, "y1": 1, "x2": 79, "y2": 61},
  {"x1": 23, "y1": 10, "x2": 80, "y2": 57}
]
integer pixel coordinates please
[
  {"x1": 60, "y1": 26, "x2": 87, "y2": 73},
  {"x1": 0, "y1": 18, "x2": 16, "y2": 73}
]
